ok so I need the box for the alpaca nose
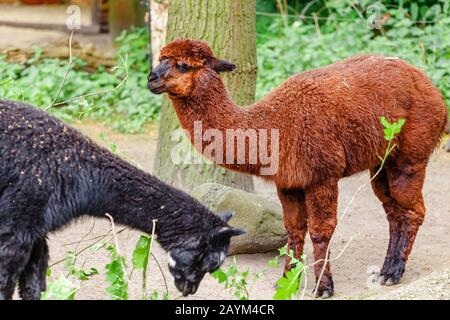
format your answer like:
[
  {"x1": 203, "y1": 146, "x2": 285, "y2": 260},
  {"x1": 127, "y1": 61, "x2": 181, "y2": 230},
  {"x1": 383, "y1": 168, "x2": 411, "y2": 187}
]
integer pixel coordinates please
[{"x1": 148, "y1": 72, "x2": 159, "y2": 83}]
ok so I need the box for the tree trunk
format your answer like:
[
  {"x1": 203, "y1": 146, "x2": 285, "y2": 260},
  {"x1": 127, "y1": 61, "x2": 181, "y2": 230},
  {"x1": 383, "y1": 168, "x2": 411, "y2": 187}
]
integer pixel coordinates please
[{"x1": 153, "y1": 0, "x2": 256, "y2": 192}]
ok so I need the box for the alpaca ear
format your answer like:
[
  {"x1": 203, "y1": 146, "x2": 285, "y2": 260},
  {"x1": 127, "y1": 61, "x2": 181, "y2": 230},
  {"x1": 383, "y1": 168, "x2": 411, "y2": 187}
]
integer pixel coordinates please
[
  {"x1": 208, "y1": 57, "x2": 236, "y2": 73},
  {"x1": 217, "y1": 211, "x2": 235, "y2": 222},
  {"x1": 218, "y1": 226, "x2": 246, "y2": 238}
]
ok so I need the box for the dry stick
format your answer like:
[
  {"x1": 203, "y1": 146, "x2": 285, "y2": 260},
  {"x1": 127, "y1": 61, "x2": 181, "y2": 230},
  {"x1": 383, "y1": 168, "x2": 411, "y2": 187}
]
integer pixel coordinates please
[
  {"x1": 255, "y1": 11, "x2": 440, "y2": 24},
  {"x1": 300, "y1": 0, "x2": 319, "y2": 17},
  {"x1": 65, "y1": 218, "x2": 96, "y2": 277},
  {"x1": 300, "y1": 268, "x2": 307, "y2": 300},
  {"x1": 49, "y1": 228, "x2": 128, "y2": 268},
  {"x1": 313, "y1": 135, "x2": 397, "y2": 297},
  {"x1": 151, "y1": 252, "x2": 169, "y2": 295},
  {"x1": 71, "y1": 219, "x2": 96, "y2": 266},
  {"x1": 105, "y1": 213, "x2": 130, "y2": 280},
  {"x1": 276, "y1": 0, "x2": 289, "y2": 28},
  {"x1": 62, "y1": 227, "x2": 127, "y2": 246},
  {"x1": 142, "y1": 219, "x2": 158, "y2": 299},
  {"x1": 49, "y1": 55, "x2": 129, "y2": 109},
  {"x1": 46, "y1": 30, "x2": 74, "y2": 111},
  {"x1": 347, "y1": 0, "x2": 365, "y2": 20},
  {"x1": 313, "y1": 13, "x2": 322, "y2": 37},
  {"x1": 44, "y1": 51, "x2": 129, "y2": 111}
]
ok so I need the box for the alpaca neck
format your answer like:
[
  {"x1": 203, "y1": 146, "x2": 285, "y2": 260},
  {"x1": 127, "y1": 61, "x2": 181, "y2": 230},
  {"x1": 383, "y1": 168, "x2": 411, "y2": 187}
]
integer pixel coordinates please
[
  {"x1": 168, "y1": 77, "x2": 268, "y2": 173},
  {"x1": 98, "y1": 162, "x2": 222, "y2": 250},
  {"x1": 170, "y1": 80, "x2": 248, "y2": 134}
]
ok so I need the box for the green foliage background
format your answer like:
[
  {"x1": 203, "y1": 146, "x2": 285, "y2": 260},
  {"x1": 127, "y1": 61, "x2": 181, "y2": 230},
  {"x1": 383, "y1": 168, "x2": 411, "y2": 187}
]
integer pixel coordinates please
[{"x1": 0, "y1": 1, "x2": 448, "y2": 133}]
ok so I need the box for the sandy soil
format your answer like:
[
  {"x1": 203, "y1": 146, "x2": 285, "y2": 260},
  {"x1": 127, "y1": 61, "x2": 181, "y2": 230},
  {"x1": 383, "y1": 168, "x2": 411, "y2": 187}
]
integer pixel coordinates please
[{"x1": 40, "y1": 121, "x2": 450, "y2": 300}]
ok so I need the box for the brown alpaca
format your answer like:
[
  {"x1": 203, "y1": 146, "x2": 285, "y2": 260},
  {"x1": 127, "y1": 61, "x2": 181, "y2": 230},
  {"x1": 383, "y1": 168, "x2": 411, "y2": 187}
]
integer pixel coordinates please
[{"x1": 148, "y1": 39, "x2": 448, "y2": 297}]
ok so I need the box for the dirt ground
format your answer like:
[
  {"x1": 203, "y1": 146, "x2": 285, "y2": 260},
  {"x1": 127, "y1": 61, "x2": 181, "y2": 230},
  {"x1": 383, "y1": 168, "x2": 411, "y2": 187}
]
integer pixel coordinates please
[{"x1": 40, "y1": 121, "x2": 450, "y2": 300}]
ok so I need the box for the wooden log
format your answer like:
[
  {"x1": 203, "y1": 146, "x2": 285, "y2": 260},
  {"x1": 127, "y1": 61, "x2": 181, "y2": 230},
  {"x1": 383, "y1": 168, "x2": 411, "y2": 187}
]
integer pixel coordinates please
[{"x1": 0, "y1": 42, "x2": 116, "y2": 71}]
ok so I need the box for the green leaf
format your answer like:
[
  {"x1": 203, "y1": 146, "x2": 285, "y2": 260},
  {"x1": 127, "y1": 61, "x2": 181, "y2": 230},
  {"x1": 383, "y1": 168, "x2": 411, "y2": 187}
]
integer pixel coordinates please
[
  {"x1": 41, "y1": 275, "x2": 78, "y2": 300},
  {"x1": 268, "y1": 256, "x2": 279, "y2": 268},
  {"x1": 150, "y1": 291, "x2": 158, "y2": 300},
  {"x1": 273, "y1": 265, "x2": 303, "y2": 300},
  {"x1": 132, "y1": 235, "x2": 151, "y2": 270},
  {"x1": 212, "y1": 268, "x2": 228, "y2": 283},
  {"x1": 64, "y1": 251, "x2": 98, "y2": 281},
  {"x1": 278, "y1": 245, "x2": 288, "y2": 256},
  {"x1": 105, "y1": 246, "x2": 128, "y2": 300},
  {"x1": 380, "y1": 117, "x2": 406, "y2": 141}
]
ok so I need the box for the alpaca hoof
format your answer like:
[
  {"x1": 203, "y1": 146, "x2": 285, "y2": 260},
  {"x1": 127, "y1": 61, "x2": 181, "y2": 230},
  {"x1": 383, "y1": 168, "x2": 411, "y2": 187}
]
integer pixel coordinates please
[
  {"x1": 379, "y1": 275, "x2": 400, "y2": 286},
  {"x1": 379, "y1": 258, "x2": 404, "y2": 286},
  {"x1": 385, "y1": 278, "x2": 396, "y2": 286},
  {"x1": 313, "y1": 279, "x2": 334, "y2": 299},
  {"x1": 314, "y1": 288, "x2": 333, "y2": 299}
]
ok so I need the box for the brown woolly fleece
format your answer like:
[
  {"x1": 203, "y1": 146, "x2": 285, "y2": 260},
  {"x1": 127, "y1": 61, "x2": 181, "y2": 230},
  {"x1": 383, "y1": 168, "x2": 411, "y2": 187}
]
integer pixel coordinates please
[{"x1": 148, "y1": 38, "x2": 448, "y2": 298}]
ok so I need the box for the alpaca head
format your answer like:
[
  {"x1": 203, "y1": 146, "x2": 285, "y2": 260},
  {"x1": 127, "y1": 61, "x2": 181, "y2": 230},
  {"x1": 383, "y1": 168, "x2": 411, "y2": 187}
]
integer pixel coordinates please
[
  {"x1": 167, "y1": 211, "x2": 244, "y2": 296},
  {"x1": 148, "y1": 38, "x2": 235, "y2": 97}
]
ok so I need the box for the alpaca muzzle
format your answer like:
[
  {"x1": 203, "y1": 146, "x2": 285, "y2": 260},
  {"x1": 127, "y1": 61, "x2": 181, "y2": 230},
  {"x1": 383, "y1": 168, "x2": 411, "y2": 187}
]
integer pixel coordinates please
[
  {"x1": 175, "y1": 278, "x2": 201, "y2": 296},
  {"x1": 147, "y1": 72, "x2": 166, "y2": 94},
  {"x1": 148, "y1": 60, "x2": 171, "y2": 94}
]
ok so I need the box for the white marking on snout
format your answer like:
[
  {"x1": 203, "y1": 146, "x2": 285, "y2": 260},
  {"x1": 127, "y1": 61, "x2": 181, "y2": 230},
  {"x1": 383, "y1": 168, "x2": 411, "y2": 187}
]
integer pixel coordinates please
[
  {"x1": 168, "y1": 252, "x2": 176, "y2": 268},
  {"x1": 219, "y1": 252, "x2": 226, "y2": 264}
]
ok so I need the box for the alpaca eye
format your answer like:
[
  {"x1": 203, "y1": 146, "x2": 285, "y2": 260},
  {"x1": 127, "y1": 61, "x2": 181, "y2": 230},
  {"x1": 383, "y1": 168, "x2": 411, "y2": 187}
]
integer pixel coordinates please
[{"x1": 177, "y1": 63, "x2": 191, "y2": 73}]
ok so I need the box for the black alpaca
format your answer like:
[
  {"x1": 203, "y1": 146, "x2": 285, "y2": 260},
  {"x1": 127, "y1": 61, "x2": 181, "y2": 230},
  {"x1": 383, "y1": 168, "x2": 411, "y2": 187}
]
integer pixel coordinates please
[{"x1": 0, "y1": 99, "x2": 244, "y2": 300}]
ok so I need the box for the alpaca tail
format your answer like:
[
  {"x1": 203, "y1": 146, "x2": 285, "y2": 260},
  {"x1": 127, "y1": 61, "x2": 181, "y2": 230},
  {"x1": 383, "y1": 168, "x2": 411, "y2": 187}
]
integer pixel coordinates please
[
  {"x1": 441, "y1": 106, "x2": 449, "y2": 135},
  {"x1": 438, "y1": 106, "x2": 449, "y2": 150}
]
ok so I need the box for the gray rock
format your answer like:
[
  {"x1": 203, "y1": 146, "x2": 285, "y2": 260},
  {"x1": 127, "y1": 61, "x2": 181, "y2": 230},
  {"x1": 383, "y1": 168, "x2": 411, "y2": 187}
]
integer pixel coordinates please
[
  {"x1": 444, "y1": 139, "x2": 450, "y2": 152},
  {"x1": 192, "y1": 183, "x2": 287, "y2": 255}
]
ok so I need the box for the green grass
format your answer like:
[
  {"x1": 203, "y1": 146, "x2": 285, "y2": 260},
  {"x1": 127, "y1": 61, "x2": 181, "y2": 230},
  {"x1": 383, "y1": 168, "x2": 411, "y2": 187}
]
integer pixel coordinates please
[{"x1": 0, "y1": 28, "x2": 161, "y2": 133}]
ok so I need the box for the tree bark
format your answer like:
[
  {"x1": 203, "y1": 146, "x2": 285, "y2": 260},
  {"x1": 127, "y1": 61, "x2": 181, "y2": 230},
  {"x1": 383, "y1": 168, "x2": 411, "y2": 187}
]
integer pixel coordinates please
[{"x1": 153, "y1": 0, "x2": 256, "y2": 192}]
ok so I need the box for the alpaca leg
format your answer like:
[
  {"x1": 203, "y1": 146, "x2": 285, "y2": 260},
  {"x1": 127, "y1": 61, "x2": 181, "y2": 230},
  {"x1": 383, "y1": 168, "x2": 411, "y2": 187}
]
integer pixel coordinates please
[
  {"x1": 0, "y1": 233, "x2": 33, "y2": 300},
  {"x1": 383, "y1": 162, "x2": 426, "y2": 285},
  {"x1": 305, "y1": 180, "x2": 338, "y2": 298},
  {"x1": 18, "y1": 238, "x2": 49, "y2": 300},
  {"x1": 371, "y1": 163, "x2": 426, "y2": 285},
  {"x1": 277, "y1": 188, "x2": 308, "y2": 271}
]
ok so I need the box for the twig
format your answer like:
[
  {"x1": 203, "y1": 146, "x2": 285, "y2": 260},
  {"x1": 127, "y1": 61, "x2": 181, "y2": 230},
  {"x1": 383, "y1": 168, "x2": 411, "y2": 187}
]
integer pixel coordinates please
[
  {"x1": 105, "y1": 213, "x2": 129, "y2": 280},
  {"x1": 142, "y1": 219, "x2": 158, "y2": 299},
  {"x1": 300, "y1": 268, "x2": 307, "y2": 300},
  {"x1": 313, "y1": 14, "x2": 322, "y2": 37},
  {"x1": 71, "y1": 219, "x2": 96, "y2": 265},
  {"x1": 151, "y1": 252, "x2": 169, "y2": 295},
  {"x1": 49, "y1": 55, "x2": 129, "y2": 108},
  {"x1": 276, "y1": 0, "x2": 289, "y2": 28},
  {"x1": 65, "y1": 218, "x2": 96, "y2": 277},
  {"x1": 62, "y1": 227, "x2": 127, "y2": 246},
  {"x1": 46, "y1": 30, "x2": 74, "y2": 111},
  {"x1": 49, "y1": 228, "x2": 128, "y2": 268}
]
